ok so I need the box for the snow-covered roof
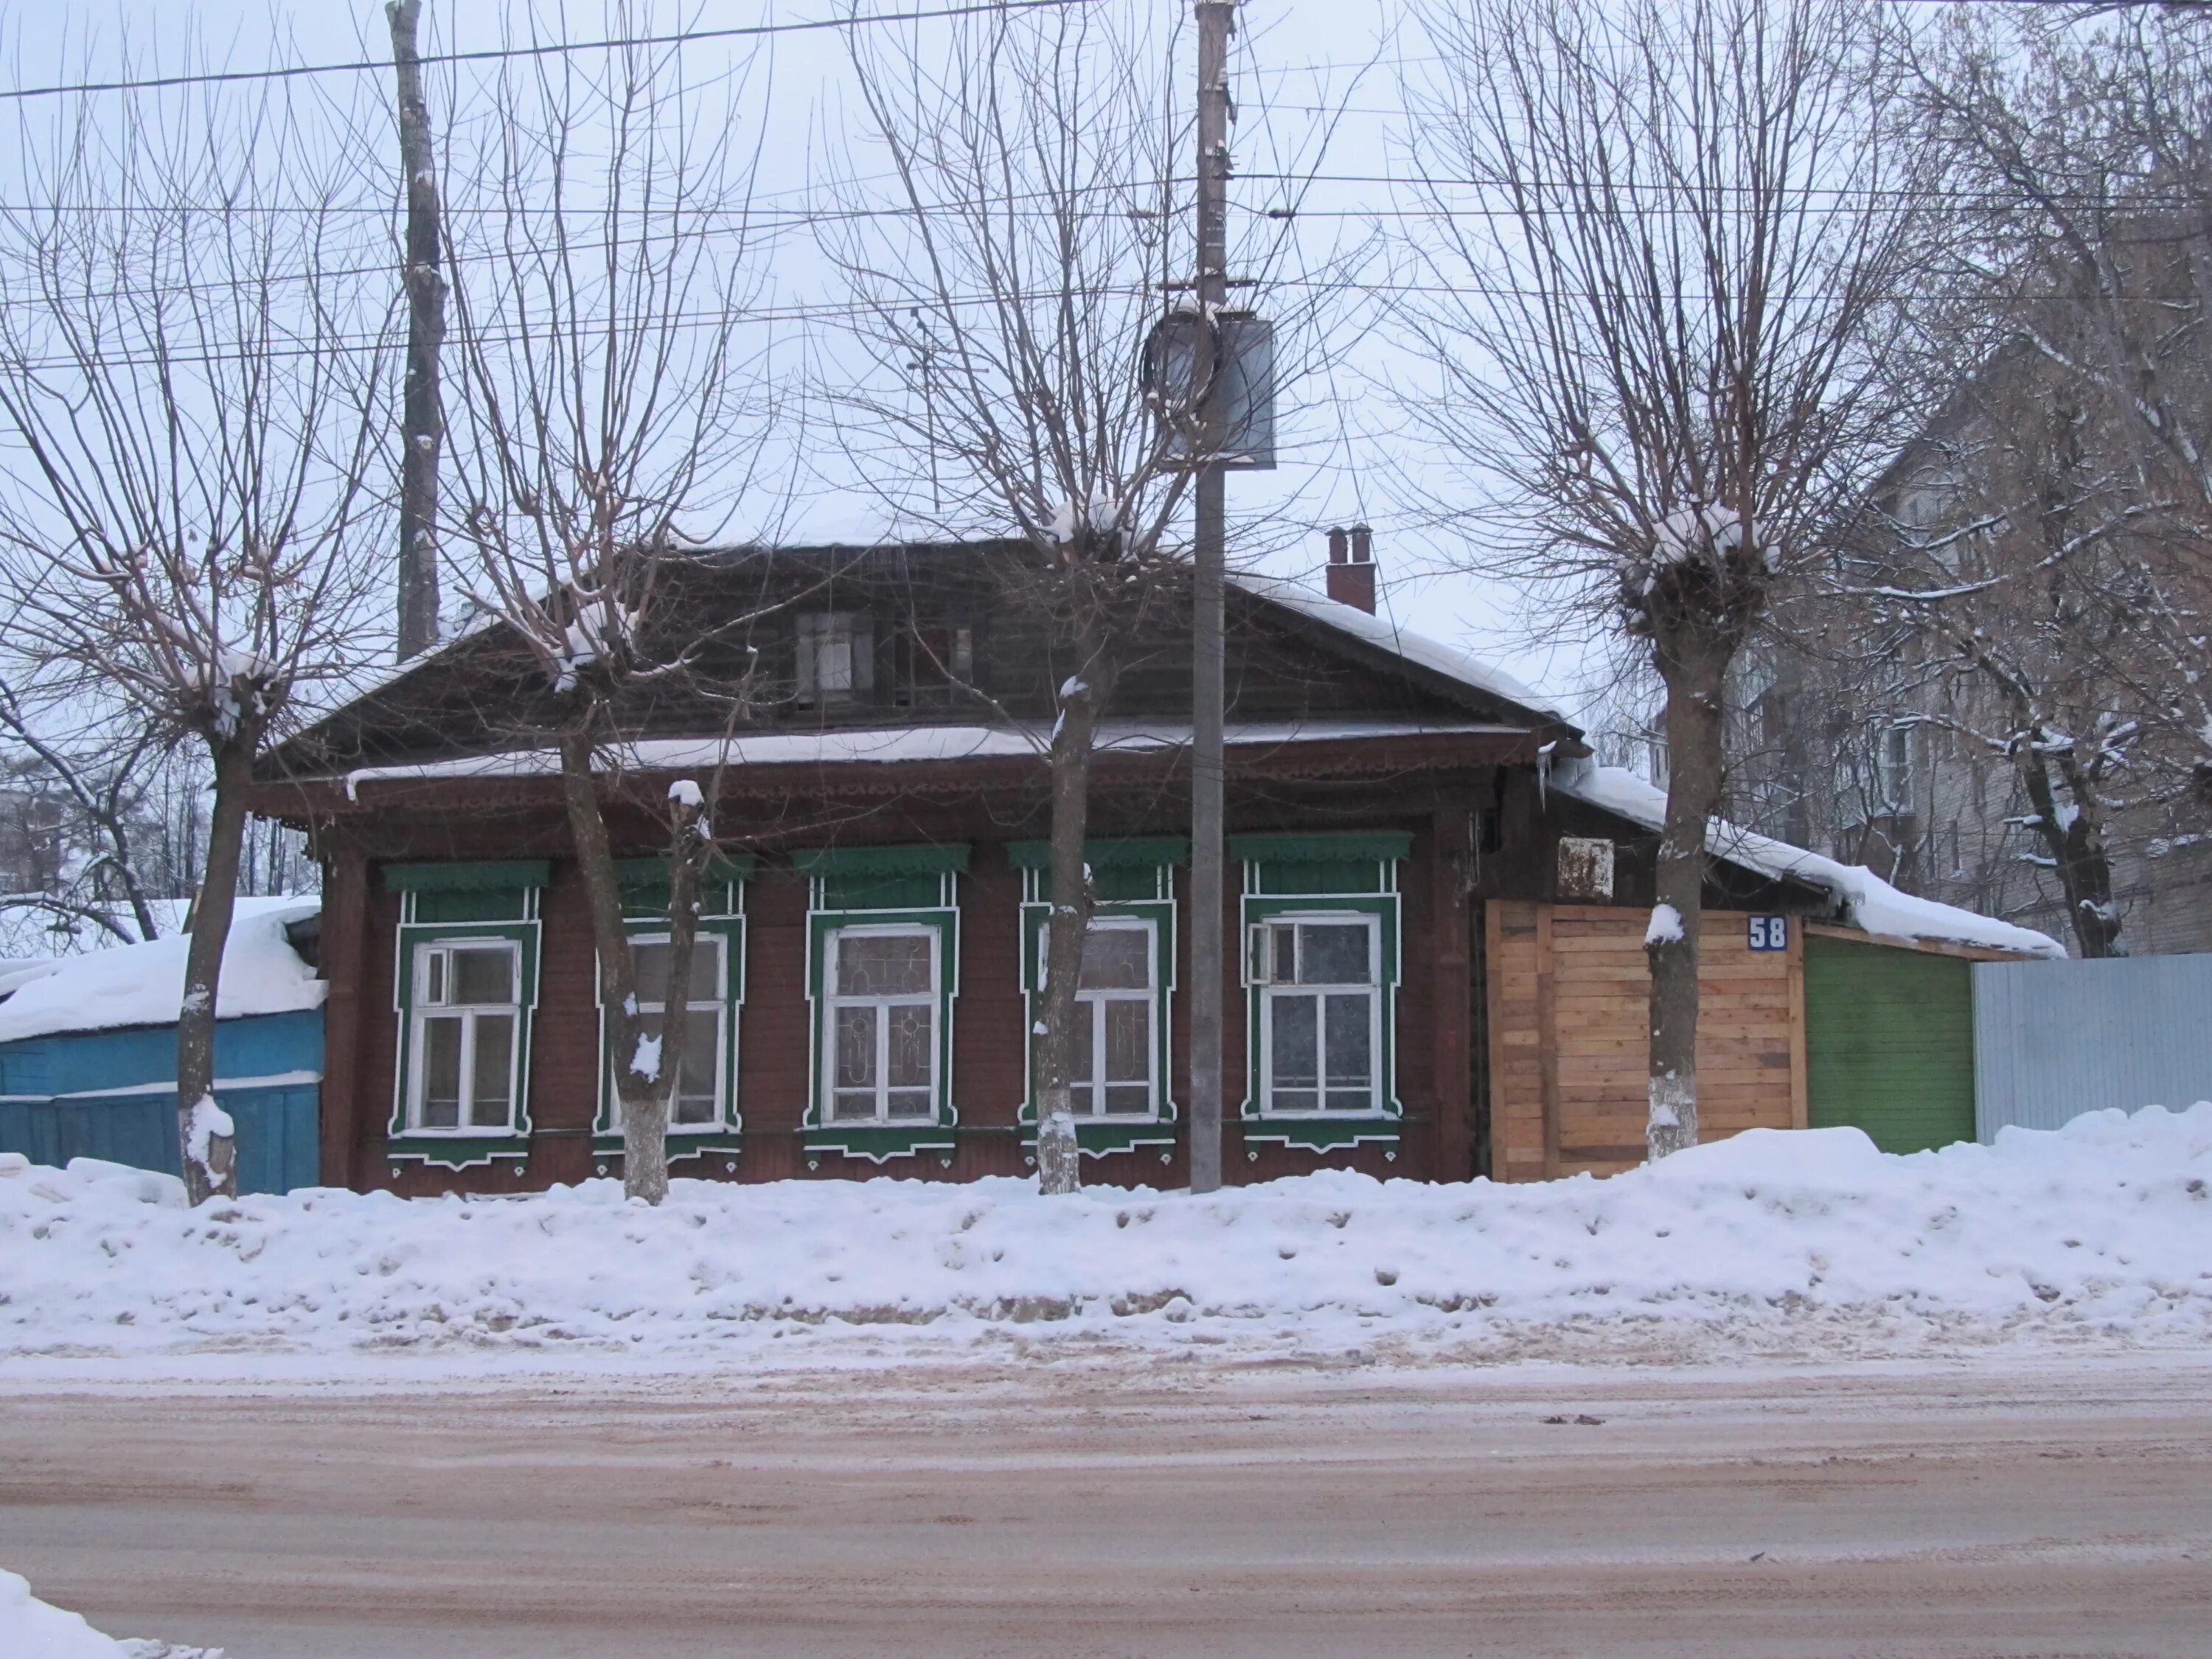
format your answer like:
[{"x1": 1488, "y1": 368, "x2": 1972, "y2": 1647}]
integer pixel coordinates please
[
  {"x1": 340, "y1": 718, "x2": 1529, "y2": 797},
  {"x1": 1228, "y1": 570, "x2": 1573, "y2": 724},
  {"x1": 0, "y1": 900, "x2": 327, "y2": 1046},
  {"x1": 1548, "y1": 759, "x2": 2064, "y2": 958}
]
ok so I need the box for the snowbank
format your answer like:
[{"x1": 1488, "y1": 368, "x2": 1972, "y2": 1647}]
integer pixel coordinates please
[
  {"x1": 1548, "y1": 759, "x2": 2064, "y2": 957},
  {"x1": 2, "y1": 1106, "x2": 2207, "y2": 1371},
  {"x1": 0, "y1": 1570, "x2": 216, "y2": 1658},
  {"x1": 0, "y1": 900, "x2": 324, "y2": 1045}
]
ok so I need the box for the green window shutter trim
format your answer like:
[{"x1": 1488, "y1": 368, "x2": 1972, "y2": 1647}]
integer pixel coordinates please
[
  {"x1": 791, "y1": 843, "x2": 970, "y2": 877},
  {"x1": 611, "y1": 852, "x2": 759, "y2": 885},
  {"x1": 1226, "y1": 832, "x2": 1412, "y2": 866},
  {"x1": 381, "y1": 860, "x2": 552, "y2": 893},
  {"x1": 1006, "y1": 837, "x2": 1191, "y2": 870}
]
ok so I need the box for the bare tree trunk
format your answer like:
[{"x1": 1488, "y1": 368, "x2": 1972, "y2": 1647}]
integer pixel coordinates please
[
  {"x1": 176, "y1": 727, "x2": 258, "y2": 1203},
  {"x1": 2018, "y1": 750, "x2": 2124, "y2": 957},
  {"x1": 1032, "y1": 665, "x2": 1102, "y2": 1196},
  {"x1": 649, "y1": 781, "x2": 713, "y2": 1196},
  {"x1": 389, "y1": 0, "x2": 444, "y2": 661},
  {"x1": 557, "y1": 724, "x2": 664, "y2": 1203},
  {"x1": 1646, "y1": 628, "x2": 1728, "y2": 1162}
]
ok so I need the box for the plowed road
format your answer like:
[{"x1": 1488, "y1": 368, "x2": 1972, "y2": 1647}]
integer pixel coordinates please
[{"x1": 4, "y1": 1354, "x2": 2209, "y2": 1656}]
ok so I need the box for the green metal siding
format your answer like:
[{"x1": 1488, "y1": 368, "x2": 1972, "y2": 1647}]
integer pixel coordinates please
[{"x1": 1805, "y1": 934, "x2": 1975, "y2": 1152}]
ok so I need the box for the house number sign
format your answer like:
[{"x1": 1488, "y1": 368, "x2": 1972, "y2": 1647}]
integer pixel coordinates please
[{"x1": 1747, "y1": 914, "x2": 1789, "y2": 951}]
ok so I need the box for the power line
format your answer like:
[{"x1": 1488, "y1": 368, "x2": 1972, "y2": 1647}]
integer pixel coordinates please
[{"x1": 0, "y1": 0, "x2": 1097, "y2": 104}]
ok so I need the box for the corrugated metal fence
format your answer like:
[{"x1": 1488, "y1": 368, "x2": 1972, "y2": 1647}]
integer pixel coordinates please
[{"x1": 1972, "y1": 952, "x2": 2212, "y2": 1141}]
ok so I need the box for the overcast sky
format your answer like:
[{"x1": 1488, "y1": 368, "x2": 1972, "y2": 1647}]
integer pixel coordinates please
[{"x1": 0, "y1": 0, "x2": 1614, "y2": 718}]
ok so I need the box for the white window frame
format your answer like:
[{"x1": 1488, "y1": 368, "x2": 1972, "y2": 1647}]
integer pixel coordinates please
[
  {"x1": 624, "y1": 931, "x2": 730, "y2": 1131},
  {"x1": 1251, "y1": 912, "x2": 1385, "y2": 1118},
  {"x1": 1040, "y1": 916, "x2": 1159, "y2": 1120},
  {"x1": 406, "y1": 936, "x2": 525, "y2": 1135},
  {"x1": 796, "y1": 611, "x2": 874, "y2": 704},
  {"x1": 822, "y1": 924, "x2": 939, "y2": 1125}
]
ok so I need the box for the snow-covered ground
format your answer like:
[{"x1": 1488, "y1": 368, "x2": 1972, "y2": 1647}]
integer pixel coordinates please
[
  {"x1": 0, "y1": 1571, "x2": 216, "y2": 1659},
  {"x1": 4, "y1": 1104, "x2": 2208, "y2": 1381}
]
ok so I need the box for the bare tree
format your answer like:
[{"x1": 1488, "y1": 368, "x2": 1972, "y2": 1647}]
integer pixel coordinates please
[
  {"x1": 1851, "y1": 378, "x2": 2160, "y2": 956},
  {"x1": 1397, "y1": 0, "x2": 1927, "y2": 1159},
  {"x1": 818, "y1": 3, "x2": 1223, "y2": 1194},
  {"x1": 438, "y1": 4, "x2": 774, "y2": 1205},
  {"x1": 0, "y1": 88, "x2": 388, "y2": 1200},
  {"x1": 1904, "y1": 10, "x2": 2212, "y2": 839}
]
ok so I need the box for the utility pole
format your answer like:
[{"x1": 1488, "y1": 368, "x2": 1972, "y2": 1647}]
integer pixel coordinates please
[
  {"x1": 389, "y1": 0, "x2": 445, "y2": 661},
  {"x1": 1188, "y1": 0, "x2": 1234, "y2": 1195}
]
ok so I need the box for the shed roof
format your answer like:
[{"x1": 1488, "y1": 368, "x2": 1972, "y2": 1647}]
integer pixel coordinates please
[
  {"x1": 1548, "y1": 759, "x2": 2063, "y2": 957},
  {"x1": 0, "y1": 900, "x2": 327, "y2": 1046}
]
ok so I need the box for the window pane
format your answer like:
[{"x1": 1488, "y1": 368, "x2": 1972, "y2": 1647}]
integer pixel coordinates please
[
  {"x1": 1300, "y1": 925, "x2": 1371, "y2": 986},
  {"x1": 675, "y1": 1007, "x2": 720, "y2": 1124},
  {"x1": 421, "y1": 1015, "x2": 462, "y2": 1127},
  {"x1": 1079, "y1": 926, "x2": 1150, "y2": 990},
  {"x1": 1270, "y1": 924, "x2": 1296, "y2": 984},
  {"x1": 1324, "y1": 993, "x2": 1373, "y2": 1088},
  {"x1": 451, "y1": 945, "x2": 515, "y2": 1006},
  {"x1": 470, "y1": 1013, "x2": 514, "y2": 1127},
  {"x1": 834, "y1": 1005, "x2": 877, "y2": 1088},
  {"x1": 1067, "y1": 1004, "x2": 1096, "y2": 1088},
  {"x1": 886, "y1": 1003, "x2": 933, "y2": 1088},
  {"x1": 1103, "y1": 1083, "x2": 1150, "y2": 1117},
  {"x1": 836, "y1": 933, "x2": 933, "y2": 996},
  {"x1": 886, "y1": 1088, "x2": 932, "y2": 1119},
  {"x1": 1102, "y1": 998, "x2": 1149, "y2": 1084},
  {"x1": 1270, "y1": 994, "x2": 1318, "y2": 1091},
  {"x1": 1273, "y1": 1089, "x2": 1320, "y2": 1113},
  {"x1": 818, "y1": 633, "x2": 853, "y2": 692},
  {"x1": 831, "y1": 1089, "x2": 876, "y2": 1123},
  {"x1": 631, "y1": 938, "x2": 720, "y2": 1006}
]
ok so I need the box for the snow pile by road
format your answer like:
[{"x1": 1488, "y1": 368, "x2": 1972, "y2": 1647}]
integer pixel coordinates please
[
  {"x1": 2, "y1": 1107, "x2": 2208, "y2": 1372},
  {"x1": 0, "y1": 1571, "x2": 217, "y2": 1659}
]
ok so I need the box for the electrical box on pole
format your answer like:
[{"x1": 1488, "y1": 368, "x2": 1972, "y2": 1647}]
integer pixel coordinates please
[{"x1": 1143, "y1": 311, "x2": 1277, "y2": 470}]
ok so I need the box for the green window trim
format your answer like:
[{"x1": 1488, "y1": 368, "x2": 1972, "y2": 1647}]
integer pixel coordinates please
[
  {"x1": 792, "y1": 843, "x2": 970, "y2": 877},
  {"x1": 1006, "y1": 837, "x2": 1191, "y2": 871},
  {"x1": 1235, "y1": 837, "x2": 1407, "y2": 1156},
  {"x1": 591, "y1": 911, "x2": 748, "y2": 1166},
  {"x1": 386, "y1": 883, "x2": 544, "y2": 1171},
  {"x1": 613, "y1": 852, "x2": 757, "y2": 919},
  {"x1": 382, "y1": 860, "x2": 552, "y2": 894},
  {"x1": 798, "y1": 846, "x2": 967, "y2": 1165},
  {"x1": 1015, "y1": 855, "x2": 1180, "y2": 1163}
]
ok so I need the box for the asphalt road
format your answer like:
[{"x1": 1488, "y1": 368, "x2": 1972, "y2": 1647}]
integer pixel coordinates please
[{"x1": 4, "y1": 1354, "x2": 2209, "y2": 1658}]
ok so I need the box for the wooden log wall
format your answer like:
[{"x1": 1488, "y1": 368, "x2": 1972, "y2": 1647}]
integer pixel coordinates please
[{"x1": 1486, "y1": 901, "x2": 1806, "y2": 1180}]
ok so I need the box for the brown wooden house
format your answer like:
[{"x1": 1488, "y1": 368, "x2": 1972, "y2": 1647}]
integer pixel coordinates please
[{"x1": 247, "y1": 538, "x2": 2022, "y2": 1197}]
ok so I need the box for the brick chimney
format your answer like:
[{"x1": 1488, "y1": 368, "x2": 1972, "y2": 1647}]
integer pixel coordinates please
[{"x1": 1326, "y1": 523, "x2": 1377, "y2": 613}]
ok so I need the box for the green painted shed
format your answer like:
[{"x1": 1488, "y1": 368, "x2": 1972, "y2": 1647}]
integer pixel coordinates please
[{"x1": 1804, "y1": 931, "x2": 1977, "y2": 1154}]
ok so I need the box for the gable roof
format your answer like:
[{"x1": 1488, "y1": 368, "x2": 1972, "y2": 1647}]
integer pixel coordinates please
[
  {"x1": 1226, "y1": 570, "x2": 1573, "y2": 727},
  {"x1": 262, "y1": 540, "x2": 1583, "y2": 782}
]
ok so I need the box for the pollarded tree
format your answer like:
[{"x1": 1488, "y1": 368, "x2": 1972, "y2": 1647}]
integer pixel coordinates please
[
  {"x1": 0, "y1": 87, "x2": 388, "y2": 1201},
  {"x1": 1397, "y1": 0, "x2": 1930, "y2": 1159},
  {"x1": 437, "y1": 3, "x2": 776, "y2": 1204},
  {"x1": 820, "y1": 2, "x2": 1295, "y2": 1193}
]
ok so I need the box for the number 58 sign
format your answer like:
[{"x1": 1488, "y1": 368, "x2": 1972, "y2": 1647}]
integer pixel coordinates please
[{"x1": 1747, "y1": 914, "x2": 1790, "y2": 951}]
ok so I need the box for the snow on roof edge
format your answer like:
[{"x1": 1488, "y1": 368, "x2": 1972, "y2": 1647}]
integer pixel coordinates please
[
  {"x1": 0, "y1": 900, "x2": 327, "y2": 1045},
  {"x1": 1548, "y1": 759, "x2": 2064, "y2": 958},
  {"x1": 1225, "y1": 570, "x2": 1575, "y2": 726}
]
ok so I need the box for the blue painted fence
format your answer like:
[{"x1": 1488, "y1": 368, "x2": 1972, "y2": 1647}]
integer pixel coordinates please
[{"x1": 0, "y1": 1008, "x2": 321, "y2": 1194}]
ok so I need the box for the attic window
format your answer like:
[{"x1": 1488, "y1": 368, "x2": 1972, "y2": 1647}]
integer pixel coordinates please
[{"x1": 796, "y1": 612, "x2": 874, "y2": 704}]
